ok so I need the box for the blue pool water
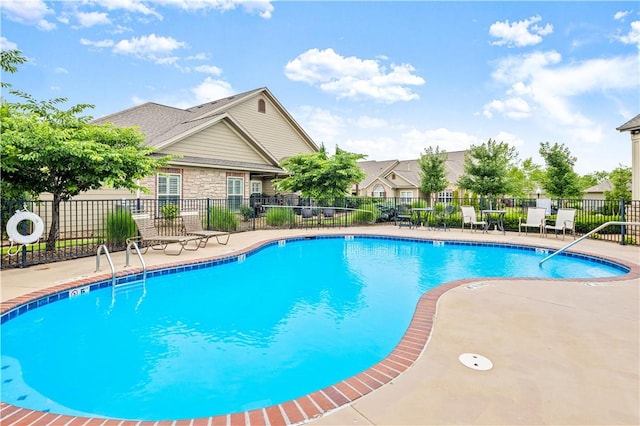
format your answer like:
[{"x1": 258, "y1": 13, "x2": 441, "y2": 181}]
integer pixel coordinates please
[{"x1": 0, "y1": 237, "x2": 626, "y2": 420}]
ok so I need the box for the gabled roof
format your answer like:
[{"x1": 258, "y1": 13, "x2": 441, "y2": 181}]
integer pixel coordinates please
[
  {"x1": 358, "y1": 150, "x2": 467, "y2": 189},
  {"x1": 584, "y1": 180, "x2": 613, "y2": 193},
  {"x1": 93, "y1": 87, "x2": 318, "y2": 168},
  {"x1": 616, "y1": 114, "x2": 640, "y2": 132}
]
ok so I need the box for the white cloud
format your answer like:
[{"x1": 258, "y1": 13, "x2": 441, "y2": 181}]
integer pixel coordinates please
[
  {"x1": 75, "y1": 11, "x2": 111, "y2": 27},
  {"x1": 616, "y1": 21, "x2": 640, "y2": 48},
  {"x1": 0, "y1": 37, "x2": 18, "y2": 51},
  {"x1": 87, "y1": 0, "x2": 162, "y2": 19},
  {"x1": 151, "y1": 0, "x2": 274, "y2": 19},
  {"x1": 186, "y1": 53, "x2": 210, "y2": 61},
  {"x1": 403, "y1": 128, "x2": 478, "y2": 154},
  {"x1": 194, "y1": 65, "x2": 223, "y2": 75},
  {"x1": 1, "y1": 0, "x2": 56, "y2": 30},
  {"x1": 483, "y1": 96, "x2": 532, "y2": 119},
  {"x1": 285, "y1": 48, "x2": 424, "y2": 103},
  {"x1": 489, "y1": 15, "x2": 553, "y2": 47},
  {"x1": 493, "y1": 131, "x2": 524, "y2": 148},
  {"x1": 483, "y1": 50, "x2": 639, "y2": 142},
  {"x1": 295, "y1": 106, "x2": 347, "y2": 147},
  {"x1": 191, "y1": 77, "x2": 234, "y2": 104},
  {"x1": 614, "y1": 11, "x2": 631, "y2": 21},
  {"x1": 54, "y1": 67, "x2": 69, "y2": 74},
  {"x1": 112, "y1": 34, "x2": 187, "y2": 63},
  {"x1": 355, "y1": 116, "x2": 387, "y2": 129},
  {"x1": 80, "y1": 38, "x2": 115, "y2": 48}
]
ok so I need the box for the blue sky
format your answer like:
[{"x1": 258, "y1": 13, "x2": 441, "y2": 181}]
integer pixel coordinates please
[{"x1": 1, "y1": 1, "x2": 638, "y2": 175}]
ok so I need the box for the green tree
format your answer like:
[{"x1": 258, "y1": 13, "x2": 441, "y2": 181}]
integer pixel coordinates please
[
  {"x1": 457, "y1": 138, "x2": 517, "y2": 207},
  {"x1": 1, "y1": 94, "x2": 170, "y2": 250},
  {"x1": 506, "y1": 157, "x2": 544, "y2": 197},
  {"x1": 1, "y1": 49, "x2": 27, "y2": 88},
  {"x1": 605, "y1": 165, "x2": 632, "y2": 202},
  {"x1": 418, "y1": 146, "x2": 448, "y2": 206},
  {"x1": 578, "y1": 170, "x2": 610, "y2": 191},
  {"x1": 274, "y1": 145, "x2": 366, "y2": 201},
  {"x1": 539, "y1": 142, "x2": 582, "y2": 199},
  {"x1": 1, "y1": 49, "x2": 29, "y2": 200}
]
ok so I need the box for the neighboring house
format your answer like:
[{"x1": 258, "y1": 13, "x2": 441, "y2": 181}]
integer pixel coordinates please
[
  {"x1": 59, "y1": 87, "x2": 319, "y2": 209},
  {"x1": 353, "y1": 150, "x2": 466, "y2": 203},
  {"x1": 616, "y1": 114, "x2": 640, "y2": 201},
  {"x1": 583, "y1": 180, "x2": 614, "y2": 201}
]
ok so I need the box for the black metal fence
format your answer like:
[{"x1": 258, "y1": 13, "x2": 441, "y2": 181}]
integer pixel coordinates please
[{"x1": 2, "y1": 196, "x2": 638, "y2": 269}]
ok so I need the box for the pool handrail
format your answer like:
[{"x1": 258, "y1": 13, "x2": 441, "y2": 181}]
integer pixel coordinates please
[
  {"x1": 539, "y1": 221, "x2": 640, "y2": 266},
  {"x1": 125, "y1": 239, "x2": 147, "y2": 282},
  {"x1": 95, "y1": 244, "x2": 116, "y2": 288}
]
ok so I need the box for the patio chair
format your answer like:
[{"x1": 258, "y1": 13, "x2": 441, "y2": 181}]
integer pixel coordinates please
[
  {"x1": 544, "y1": 208, "x2": 576, "y2": 240},
  {"x1": 322, "y1": 208, "x2": 335, "y2": 218},
  {"x1": 300, "y1": 208, "x2": 317, "y2": 226},
  {"x1": 518, "y1": 207, "x2": 546, "y2": 237},
  {"x1": 130, "y1": 212, "x2": 203, "y2": 255},
  {"x1": 395, "y1": 204, "x2": 414, "y2": 229},
  {"x1": 460, "y1": 206, "x2": 487, "y2": 232},
  {"x1": 180, "y1": 211, "x2": 230, "y2": 247}
]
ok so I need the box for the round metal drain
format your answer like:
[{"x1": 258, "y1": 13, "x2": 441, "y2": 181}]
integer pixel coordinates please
[{"x1": 459, "y1": 353, "x2": 493, "y2": 371}]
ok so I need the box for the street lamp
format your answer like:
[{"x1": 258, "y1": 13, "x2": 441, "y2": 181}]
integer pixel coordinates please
[{"x1": 536, "y1": 188, "x2": 541, "y2": 199}]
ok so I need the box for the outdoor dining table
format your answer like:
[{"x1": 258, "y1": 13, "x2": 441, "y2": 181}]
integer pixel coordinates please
[
  {"x1": 481, "y1": 209, "x2": 507, "y2": 234},
  {"x1": 410, "y1": 207, "x2": 434, "y2": 229}
]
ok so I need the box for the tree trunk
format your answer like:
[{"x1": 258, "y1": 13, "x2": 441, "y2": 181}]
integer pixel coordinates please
[{"x1": 47, "y1": 194, "x2": 60, "y2": 252}]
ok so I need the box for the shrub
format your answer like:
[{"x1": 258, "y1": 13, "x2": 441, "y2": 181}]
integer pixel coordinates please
[
  {"x1": 410, "y1": 199, "x2": 427, "y2": 208},
  {"x1": 265, "y1": 207, "x2": 294, "y2": 227},
  {"x1": 351, "y1": 204, "x2": 377, "y2": 224},
  {"x1": 160, "y1": 203, "x2": 180, "y2": 220},
  {"x1": 208, "y1": 207, "x2": 238, "y2": 232},
  {"x1": 106, "y1": 208, "x2": 137, "y2": 245},
  {"x1": 239, "y1": 205, "x2": 254, "y2": 221}
]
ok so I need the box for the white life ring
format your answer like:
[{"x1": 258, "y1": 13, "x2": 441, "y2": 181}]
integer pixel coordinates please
[{"x1": 6, "y1": 211, "x2": 44, "y2": 245}]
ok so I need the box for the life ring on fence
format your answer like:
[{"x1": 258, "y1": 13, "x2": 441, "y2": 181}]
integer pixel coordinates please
[{"x1": 6, "y1": 210, "x2": 44, "y2": 245}]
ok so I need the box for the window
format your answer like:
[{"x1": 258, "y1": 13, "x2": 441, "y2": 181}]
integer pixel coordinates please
[
  {"x1": 258, "y1": 99, "x2": 266, "y2": 113},
  {"x1": 372, "y1": 184, "x2": 385, "y2": 198},
  {"x1": 227, "y1": 177, "x2": 244, "y2": 211},
  {"x1": 438, "y1": 190, "x2": 453, "y2": 203},
  {"x1": 158, "y1": 173, "x2": 181, "y2": 213},
  {"x1": 251, "y1": 180, "x2": 262, "y2": 195},
  {"x1": 400, "y1": 191, "x2": 413, "y2": 204}
]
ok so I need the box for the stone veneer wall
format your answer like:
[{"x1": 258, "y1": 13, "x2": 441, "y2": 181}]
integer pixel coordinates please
[{"x1": 138, "y1": 167, "x2": 251, "y2": 200}]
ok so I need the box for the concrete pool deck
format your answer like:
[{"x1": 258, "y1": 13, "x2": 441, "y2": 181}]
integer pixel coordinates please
[{"x1": 1, "y1": 225, "x2": 639, "y2": 425}]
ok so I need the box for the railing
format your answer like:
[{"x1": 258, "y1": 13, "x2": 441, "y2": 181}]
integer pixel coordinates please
[
  {"x1": 539, "y1": 221, "x2": 640, "y2": 265},
  {"x1": 95, "y1": 244, "x2": 116, "y2": 288},
  {"x1": 2, "y1": 196, "x2": 638, "y2": 269},
  {"x1": 125, "y1": 240, "x2": 147, "y2": 281}
]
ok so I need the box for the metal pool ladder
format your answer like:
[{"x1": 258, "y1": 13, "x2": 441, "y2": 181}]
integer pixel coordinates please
[
  {"x1": 539, "y1": 221, "x2": 640, "y2": 266},
  {"x1": 125, "y1": 240, "x2": 147, "y2": 281},
  {"x1": 96, "y1": 244, "x2": 116, "y2": 288}
]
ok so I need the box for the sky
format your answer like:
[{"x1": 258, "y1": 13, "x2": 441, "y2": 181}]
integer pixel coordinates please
[{"x1": 1, "y1": 0, "x2": 639, "y2": 175}]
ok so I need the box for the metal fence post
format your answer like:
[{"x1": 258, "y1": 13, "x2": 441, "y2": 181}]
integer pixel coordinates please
[
  {"x1": 206, "y1": 198, "x2": 211, "y2": 230},
  {"x1": 620, "y1": 198, "x2": 626, "y2": 246}
]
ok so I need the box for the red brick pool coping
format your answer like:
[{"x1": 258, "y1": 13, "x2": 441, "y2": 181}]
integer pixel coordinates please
[{"x1": 2, "y1": 235, "x2": 638, "y2": 426}]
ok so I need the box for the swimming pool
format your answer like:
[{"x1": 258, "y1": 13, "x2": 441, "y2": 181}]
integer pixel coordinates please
[{"x1": 0, "y1": 236, "x2": 628, "y2": 422}]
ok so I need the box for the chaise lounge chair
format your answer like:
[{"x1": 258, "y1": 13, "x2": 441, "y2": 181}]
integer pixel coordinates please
[
  {"x1": 518, "y1": 207, "x2": 546, "y2": 237},
  {"x1": 460, "y1": 206, "x2": 487, "y2": 232},
  {"x1": 130, "y1": 212, "x2": 203, "y2": 255},
  {"x1": 544, "y1": 208, "x2": 576, "y2": 240},
  {"x1": 180, "y1": 211, "x2": 231, "y2": 247}
]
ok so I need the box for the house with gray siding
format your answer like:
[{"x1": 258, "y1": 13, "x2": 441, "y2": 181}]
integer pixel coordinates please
[
  {"x1": 353, "y1": 150, "x2": 466, "y2": 202},
  {"x1": 86, "y1": 87, "x2": 319, "y2": 207}
]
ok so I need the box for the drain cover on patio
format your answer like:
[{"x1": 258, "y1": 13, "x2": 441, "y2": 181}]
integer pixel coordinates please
[{"x1": 459, "y1": 353, "x2": 493, "y2": 371}]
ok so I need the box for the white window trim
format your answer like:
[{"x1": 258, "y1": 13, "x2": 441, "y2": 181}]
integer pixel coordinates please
[{"x1": 250, "y1": 180, "x2": 262, "y2": 195}]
